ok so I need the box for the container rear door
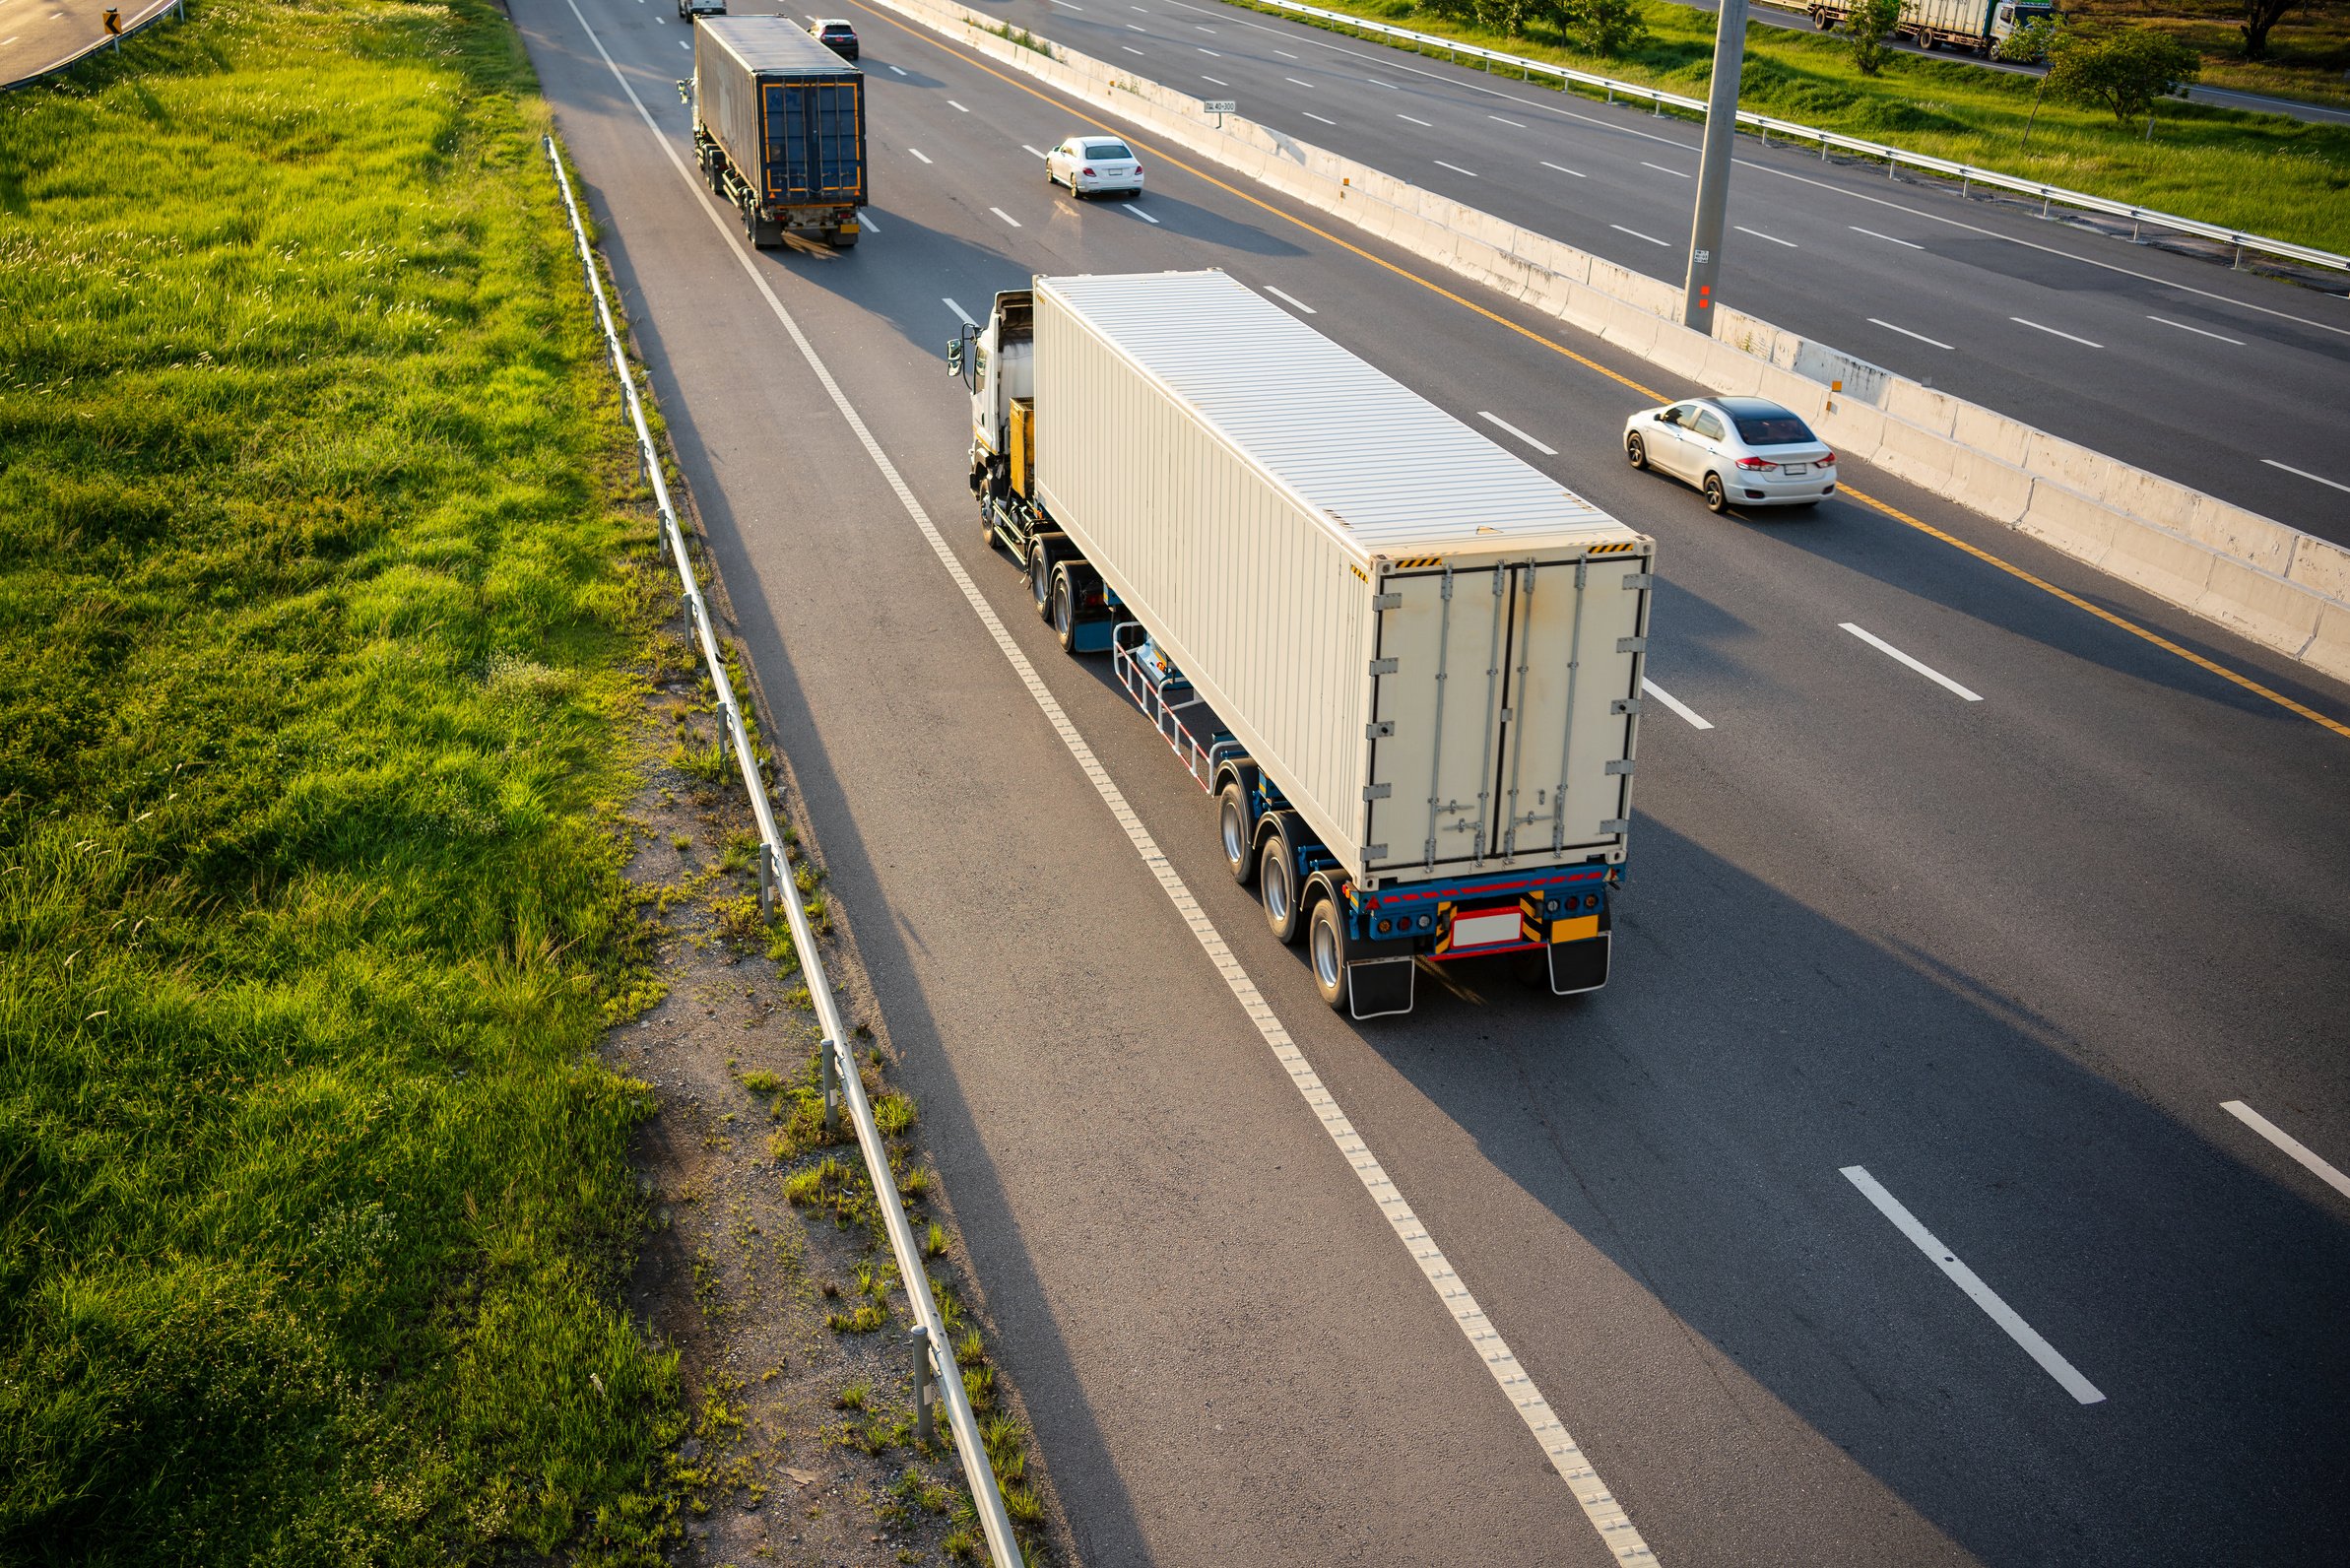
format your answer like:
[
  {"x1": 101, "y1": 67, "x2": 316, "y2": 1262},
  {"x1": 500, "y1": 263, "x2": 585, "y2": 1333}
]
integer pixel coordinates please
[
  {"x1": 1488, "y1": 554, "x2": 1646, "y2": 864},
  {"x1": 1361, "y1": 561, "x2": 1513, "y2": 875},
  {"x1": 765, "y1": 82, "x2": 864, "y2": 201}
]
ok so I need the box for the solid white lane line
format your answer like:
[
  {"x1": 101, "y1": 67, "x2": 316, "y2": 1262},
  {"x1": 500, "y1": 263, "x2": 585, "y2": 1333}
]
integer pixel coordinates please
[
  {"x1": 1611, "y1": 224, "x2": 1670, "y2": 247},
  {"x1": 1641, "y1": 160, "x2": 1690, "y2": 179},
  {"x1": 2145, "y1": 314, "x2": 2244, "y2": 346},
  {"x1": 944, "y1": 297, "x2": 975, "y2": 326},
  {"x1": 1850, "y1": 225, "x2": 1924, "y2": 249},
  {"x1": 1841, "y1": 1166, "x2": 2106, "y2": 1405},
  {"x1": 2222, "y1": 1101, "x2": 2350, "y2": 1201},
  {"x1": 1264, "y1": 285, "x2": 1316, "y2": 314},
  {"x1": 948, "y1": 98, "x2": 968, "y2": 111},
  {"x1": 1303, "y1": 110, "x2": 1336, "y2": 124},
  {"x1": 1735, "y1": 224, "x2": 1796, "y2": 248},
  {"x1": 1434, "y1": 159, "x2": 1478, "y2": 177},
  {"x1": 1398, "y1": 112, "x2": 1432, "y2": 126},
  {"x1": 1479, "y1": 411, "x2": 1556, "y2": 455},
  {"x1": 1868, "y1": 317, "x2": 1954, "y2": 351},
  {"x1": 990, "y1": 206, "x2": 1022, "y2": 228},
  {"x1": 2263, "y1": 458, "x2": 2350, "y2": 493},
  {"x1": 1123, "y1": 202, "x2": 1159, "y2": 224},
  {"x1": 1203, "y1": 74, "x2": 1227, "y2": 84},
  {"x1": 1489, "y1": 113, "x2": 1527, "y2": 127},
  {"x1": 1641, "y1": 680, "x2": 1713, "y2": 731},
  {"x1": 1541, "y1": 160, "x2": 1587, "y2": 177},
  {"x1": 2010, "y1": 316, "x2": 2102, "y2": 349},
  {"x1": 1839, "y1": 622, "x2": 1983, "y2": 701},
  {"x1": 1285, "y1": 75, "x2": 1314, "y2": 87},
  {"x1": 568, "y1": 9, "x2": 1654, "y2": 1550},
  {"x1": 907, "y1": 147, "x2": 933, "y2": 163}
]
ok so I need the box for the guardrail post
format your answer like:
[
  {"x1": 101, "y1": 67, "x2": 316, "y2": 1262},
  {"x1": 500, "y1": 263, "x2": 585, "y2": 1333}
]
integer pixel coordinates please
[
  {"x1": 911, "y1": 1324, "x2": 939, "y2": 1445},
  {"x1": 820, "y1": 1037, "x2": 842, "y2": 1132},
  {"x1": 758, "y1": 841, "x2": 778, "y2": 921}
]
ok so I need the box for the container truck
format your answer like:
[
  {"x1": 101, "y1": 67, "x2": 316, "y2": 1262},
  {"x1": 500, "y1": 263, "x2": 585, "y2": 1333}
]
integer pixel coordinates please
[
  {"x1": 685, "y1": 18, "x2": 866, "y2": 250},
  {"x1": 947, "y1": 271, "x2": 1656, "y2": 1019},
  {"x1": 1804, "y1": 0, "x2": 2054, "y2": 55}
]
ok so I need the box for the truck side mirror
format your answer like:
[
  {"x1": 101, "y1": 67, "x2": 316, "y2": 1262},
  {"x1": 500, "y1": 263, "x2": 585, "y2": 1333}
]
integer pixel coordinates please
[
  {"x1": 676, "y1": 79, "x2": 690, "y2": 105},
  {"x1": 946, "y1": 340, "x2": 964, "y2": 378}
]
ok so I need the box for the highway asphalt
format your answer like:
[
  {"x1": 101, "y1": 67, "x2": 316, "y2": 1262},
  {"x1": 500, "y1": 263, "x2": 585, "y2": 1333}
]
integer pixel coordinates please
[
  {"x1": 513, "y1": 0, "x2": 2350, "y2": 1560},
  {"x1": 0, "y1": 0, "x2": 176, "y2": 88},
  {"x1": 964, "y1": 0, "x2": 2350, "y2": 545}
]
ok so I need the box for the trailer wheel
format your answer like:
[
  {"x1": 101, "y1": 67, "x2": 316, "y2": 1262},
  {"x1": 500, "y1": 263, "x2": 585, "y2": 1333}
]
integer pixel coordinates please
[
  {"x1": 1259, "y1": 838, "x2": 1303, "y2": 945},
  {"x1": 1309, "y1": 900, "x2": 1347, "y2": 1011},
  {"x1": 1218, "y1": 784, "x2": 1256, "y2": 885},
  {"x1": 1052, "y1": 565, "x2": 1080, "y2": 653}
]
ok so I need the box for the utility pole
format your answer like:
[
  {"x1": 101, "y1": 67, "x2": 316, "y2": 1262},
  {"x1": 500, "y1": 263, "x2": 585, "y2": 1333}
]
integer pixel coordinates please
[{"x1": 1682, "y1": 0, "x2": 1750, "y2": 333}]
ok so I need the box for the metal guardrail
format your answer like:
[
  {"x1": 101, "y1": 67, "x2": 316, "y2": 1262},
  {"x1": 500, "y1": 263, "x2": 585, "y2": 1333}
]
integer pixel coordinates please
[
  {"x1": 542, "y1": 135, "x2": 1024, "y2": 1568},
  {"x1": 1, "y1": 0, "x2": 184, "y2": 94},
  {"x1": 1241, "y1": 0, "x2": 2349, "y2": 274}
]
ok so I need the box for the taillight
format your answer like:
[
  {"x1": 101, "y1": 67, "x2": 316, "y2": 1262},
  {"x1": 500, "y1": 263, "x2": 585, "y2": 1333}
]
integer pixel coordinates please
[
  {"x1": 1819, "y1": 451, "x2": 1836, "y2": 466},
  {"x1": 1734, "y1": 456, "x2": 1776, "y2": 471},
  {"x1": 1081, "y1": 166, "x2": 1096, "y2": 176}
]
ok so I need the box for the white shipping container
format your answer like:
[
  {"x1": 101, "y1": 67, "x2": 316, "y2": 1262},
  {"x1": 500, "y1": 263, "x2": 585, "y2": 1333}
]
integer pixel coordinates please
[{"x1": 1030, "y1": 271, "x2": 1655, "y2": 888}]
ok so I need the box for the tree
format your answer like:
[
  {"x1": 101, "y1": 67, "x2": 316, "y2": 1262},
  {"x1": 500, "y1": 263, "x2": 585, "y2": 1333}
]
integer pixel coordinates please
[
  {"x1": 1558, "y1": 0, "x2": 1649, "y2": 56},
  {"x1": 2240, "y1": 0, "x2": 2303, "y2": 61},
  {"x1": 2043, "y1": 26, "x2": 2201, "y2": 123},
  {"x1": 1845, "y1": 0, "x2": 1905, "y2": 77},
  {"x1": 1992, "y1": 15, "x2": 2061, "y2": 64}
]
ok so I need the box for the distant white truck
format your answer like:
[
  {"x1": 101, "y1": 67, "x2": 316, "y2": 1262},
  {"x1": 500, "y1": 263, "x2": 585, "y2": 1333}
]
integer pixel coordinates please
[
  {"x1": 677, "y1": 0, "x2": 725, "y2": 21},
  {"x1": 949, "y1": 271, "x2": 1657, "y2": 1018},
  {"x1": 1806, "y1": 0, "x2": 2053, "y2": 55}
]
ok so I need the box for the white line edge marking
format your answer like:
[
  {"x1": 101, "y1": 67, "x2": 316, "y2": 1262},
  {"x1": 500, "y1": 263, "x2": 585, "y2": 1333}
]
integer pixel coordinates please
[
  {"x1": 1734, "y1": 224, "x2": 1796, "y2": 248},
  {"x1": 1640, "y1": 680, "x2": 1713, "y2": 730},
  {"x1": 557, "y1": 2, "x2": 1654, "y2": 1555},
  {"x1": 1123, "y1": 202, "x2": 1159, "y2": 224},
  {"x1": 1263, "y1": 285, "x2": 1316, "y2": 314},
  {"x1": 1610, "y1": 224, "x2": 1669, "y2": 248},
  {"x1": 1478, "y1": 411, "x2": 1555, "y2": 455},
  {"x1": 2221, "y1": 1101, "x2": 2350, "y2": 1200},
  {"x1": 907, "y1": 147, "x2": 933, "y2": 163},
  {"x1": 2144, "y1": 314, "x2": 2243, "y2": 346},
  {"x1": 989, "y1": 205, "x2": 1022, "y2": 228},
  {"x1": 1541, "y1": 160, "x2": 1586, "y2": 177},
  {"x1": 2261, "y1": 458, "x2": 2350, "y2": 494},
  {"x1": 1434, "y1": 159, "x2": 1478, "y2": 177},
  {"x1": 1840, "y1": 1166, "x2": 2106, "y2": 1405},
  {"x1": 1850, "y1": 225, "x2": 1924, "y2": 249},
  {"x1": 2010, "y1": 315, "x2": 2103, "y2": 349},
  {"x1": 1867, "y1": 317, "x2": 1954, "y2": 351},
  {"x1": 1640, "y1": 160, "x2": 1690, "y2": 178},
  {"x1": 944, "y1": 297, "x2": 975, "y2": 326},
  {"x1": 1839, "y1": 622, "x2": 1982, "y2": 701}
]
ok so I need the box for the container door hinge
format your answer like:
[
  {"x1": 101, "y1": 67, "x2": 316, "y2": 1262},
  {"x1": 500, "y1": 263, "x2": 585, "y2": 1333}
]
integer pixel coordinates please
[
  {"x1": 1368, "y1": 657, "x2": 1398, "y2": 676},
  {"x1": 1616, "y1": 636, "x2": 1647, "y2": 653},
  {"x1": 1372, "y1": 593, "x2": 1403, "y2": 611},
  {"x1": 1362, "y1": 783, "x2": 1392, "y2": 801},
  {"x1": 1611, "y1": 697, "x2": 1643, "y2": 715},
  {"x1": 1364, "y1": 844, "x2": 1388, "y2": 859},
  {"x1": 1599, "y1": 817, "x2": 1631, "y2": 833},
  {"x1": 1603, "y1": 759, "x2": 1636, "y2": 776},
  {"x1": 1621, "y1": 573, "x2": 1655, "y2": 591},
  {"x1": 1366, "y1": 720, "x2": 1395, "y2": 739}
]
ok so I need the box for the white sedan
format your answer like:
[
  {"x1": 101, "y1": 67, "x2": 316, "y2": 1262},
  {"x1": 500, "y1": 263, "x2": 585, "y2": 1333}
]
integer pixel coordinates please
[
  {"x1": 1623, "y1": 395, "x2": 1838, "y2": 513},
  {"x1": 1044, "y1": 136, "x2": 1144, "y2": 200}
]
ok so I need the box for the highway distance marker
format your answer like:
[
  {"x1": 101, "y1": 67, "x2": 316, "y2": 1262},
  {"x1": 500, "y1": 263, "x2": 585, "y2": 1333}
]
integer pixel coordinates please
[
  {"x1": 1840, "y1": 622, "x2": 1983, "y2": 701},
  {"x1": 2221, "y1": 1101, "x2": 2350, "y2": 1201},
  {"x1": 562, "y1": 5, "x2": 1657, "y2": 1557},
  {"x1": 1841, "y1": 1166, "x2": 2107, "y2": 1405}
]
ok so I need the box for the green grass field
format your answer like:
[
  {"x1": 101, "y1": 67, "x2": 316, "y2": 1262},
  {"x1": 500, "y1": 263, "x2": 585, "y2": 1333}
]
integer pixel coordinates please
[
  {"x1": 0, "y1": 1, "x2": 686, "y2": 1560},
  {"x1": 1236, "y1": 0, "x2": 2350, "y2": 254}
]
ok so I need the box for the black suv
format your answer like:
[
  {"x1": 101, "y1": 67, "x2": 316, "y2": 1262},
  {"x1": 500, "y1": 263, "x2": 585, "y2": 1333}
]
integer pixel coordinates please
[{"x1": 813, "y1": 20, "x2": 858, "y2": 59}]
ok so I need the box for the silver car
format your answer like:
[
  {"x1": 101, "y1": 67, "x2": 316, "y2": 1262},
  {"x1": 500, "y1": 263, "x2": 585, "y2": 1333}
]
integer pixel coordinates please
[{"x1": 1623, "y1": 395, "x2": 1838, "y2": 513}]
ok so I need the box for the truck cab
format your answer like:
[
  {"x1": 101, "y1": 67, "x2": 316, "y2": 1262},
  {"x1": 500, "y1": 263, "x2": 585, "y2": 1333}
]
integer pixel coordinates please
[{"x1": 677, "y1": 0, "x2": 724, "y2": 20}]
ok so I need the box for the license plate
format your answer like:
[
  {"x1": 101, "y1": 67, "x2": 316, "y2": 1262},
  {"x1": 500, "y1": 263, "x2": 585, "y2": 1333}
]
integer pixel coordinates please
[
  {"x1": 1783, "y1": 463, "x2": 1808, "y2": 476},
  {"x1": 1450, "y1": 909, "x2": 1522, "y2": 949}
]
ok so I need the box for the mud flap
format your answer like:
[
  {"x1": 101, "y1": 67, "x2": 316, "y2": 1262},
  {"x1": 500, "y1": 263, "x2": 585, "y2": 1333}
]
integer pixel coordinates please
[
  {"x1": 1346, "y1": 956, "x2": 1416, "y2": 1020},
  {"x1": 1547, "y1": 933, "x2": 1610, "y2": 996}
]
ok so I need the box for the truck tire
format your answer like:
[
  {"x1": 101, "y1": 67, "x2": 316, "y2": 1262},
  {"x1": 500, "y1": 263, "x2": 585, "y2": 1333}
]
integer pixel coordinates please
[
  {"x1": 827, "y1": 228, "x2": 858, "y2": 248},
  {"x1": 1260, "y1": 836, "x2": 1303, "y2": 946},
  {"x1": 1218, "y1": 783, "x2": 1256, "y2": 885},
  {"x1": 1625, "y1": 431, "x2": 1649, "y2": 470},
  {"x1": 1052, "y1": 564, "x2": 1080, "y2": 653},
  {"x1": 1703, "y1": 473, "x2": 1730, "y2": 514},
  {"x1": 1309, "y1": 899, "x2": 1348, "y2": 1011},
  {"x1": 1031, "y1": 543, "x2": 1055, "y2": 621}
]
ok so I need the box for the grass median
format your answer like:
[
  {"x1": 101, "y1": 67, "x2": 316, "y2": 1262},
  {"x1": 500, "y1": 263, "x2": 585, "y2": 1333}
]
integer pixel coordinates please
[
  {"x1": 1223, "y1": 0, "x2": 2350, "y2": 254},
  {"x1": 0, "y1": 0, "x2": 688, "y2": 1560}
]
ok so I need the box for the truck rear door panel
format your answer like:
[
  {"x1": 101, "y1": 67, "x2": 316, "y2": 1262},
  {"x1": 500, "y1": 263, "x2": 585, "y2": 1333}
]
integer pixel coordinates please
[{"x1": 762, "y1": 81, "x2": 864, "y2": 202}]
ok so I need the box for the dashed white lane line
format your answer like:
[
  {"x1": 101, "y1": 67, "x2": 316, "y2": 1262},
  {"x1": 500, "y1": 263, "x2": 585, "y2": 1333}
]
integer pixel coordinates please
[
  {"x1": 1274, "y1": 46, "x2": 1297, "y2": 56},
  {"x1": 1128, "y1": 21, "x2": 1145, "y2": 28},
  {"x1": 944, "y1": 297, "x2": 975, "y2": 326},
  {"x1": 1203, "y1": 74, "x2": 1227, "y2": 84},
  {"x1": 1868, "y1": 317, "x2": 1954, "y2": 351},
  {"x1": 2145, "y1": 314, "x2": 2243, "y2": 345},
  {"x1": 1640, "y1": 160, "x2": 1690, "y2": 179},
  {"x1": 906, "y1": 147, "x2": 933, "y2": 163},
  {"x1": 1839, "y1": 622, "x2": 1983, "y2": 701},
  {"x1": 1303, "y1": 110, "x2": 1336, "y2": 124},
  {"x1": 2263, "y1": 458, "x2": 2350, "y2": 494},
  {"x1": 888, "y1": 63, "x2": 907, "y2": 74},
  {"x1": 1285, "y1": 75, "x2": 1314, "y2": 87},
  {"x1": 1611, "y1": 223, "x2": 1670, "y2": 248},
  {"x1": 1197, "y1": 45, "x2": 1220, "y2": 54},
  {"x1": 1541, "y1": 160, "x2": 1586, "y2": 177},
  {"x1": 989, "y1": 206, "x2": 1022, "y2": 228},
  {"x1": 1434, "y1": 159, "x2": 1478, "y2": 177},
  {"x1": 1841, "y1": 1166, "x2": 2106, "y2": 1405},
  {"x1": 2222, "y1": 1101, "x2": 2350, "y2": 1200},
  {"x1": 856, "y1": 212, "x2": 879, "y2": 233},
  {"x1": 2011, "y1": 316, "x2": 2102, "y2": 349},
  {"x1": 1640, "y1": 680, "x2": 1713, "y2": 731},
  {"x1": 1046, "y1": 0, "x2": 1081, "y2": 8},
  {"x1": 1263, "y1": 284, "x2": 1316, "y2": 314},
  {"x1": 678, "y1": 38, "x2": 689, "y2": 49},
  {"x1": 1735, "y1": 224, "x2": 1796, "y2": 248},
  {"x1": 1367, "y1": 76, "x2": 1399, "y2": 88},
  {"x1": 1022, "y1": 143, "x2": 1046, "y2": 158},
  {"x1": 562, "y1": 7, "x2": 1658, "y2": 1551},
  {"x1": 1123, "y1": 202, "x2": 1159, "y2": 224},
  {"x1": 948, "y1": 98, "x2": 968, "y2": 111},
  {"x1": 1398, "y1": 112, "x2": 1433, "y2": 126},
  {"x1": 1479, "y1": 411, "x2": 1555, "y2": 455},
  {"x1": 1851, "y1": 225, "x2": 1924, "y2": 249},
  {"x1": 1489, "y1": 113, "x2": 1527, "y2": 127},
  {"x1": 1123, "y1": 44, "x2": 1144, "y2": 54}
]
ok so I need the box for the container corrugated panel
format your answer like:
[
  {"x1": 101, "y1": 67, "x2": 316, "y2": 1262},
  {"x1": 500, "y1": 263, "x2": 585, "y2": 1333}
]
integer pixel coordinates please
[{"x1": 1033, "y1": 271, "x2": 1654, "y2": 886}]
